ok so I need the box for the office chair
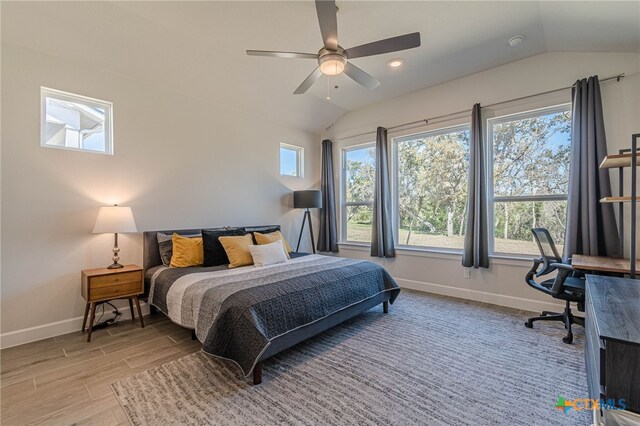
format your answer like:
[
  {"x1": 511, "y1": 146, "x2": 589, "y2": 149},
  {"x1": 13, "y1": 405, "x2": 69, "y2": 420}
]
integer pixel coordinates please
[{"x1": 524, "y1": 228, "x2": 585, "y2": 344}]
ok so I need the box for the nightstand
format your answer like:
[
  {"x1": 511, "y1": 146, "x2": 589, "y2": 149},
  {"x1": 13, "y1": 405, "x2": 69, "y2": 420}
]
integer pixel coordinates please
[{"x1": 81, "y1": 264, "x2": 144, "y2": 342}]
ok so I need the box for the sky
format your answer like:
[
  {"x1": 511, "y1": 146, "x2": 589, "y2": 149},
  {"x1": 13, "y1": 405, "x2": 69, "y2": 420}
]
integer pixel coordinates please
[{"x1": 280, "y1": 147, "x2": 298, "y2": 175}]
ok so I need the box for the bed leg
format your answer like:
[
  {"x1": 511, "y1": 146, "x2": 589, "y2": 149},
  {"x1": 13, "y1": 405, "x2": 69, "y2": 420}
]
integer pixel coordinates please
[
  {"x1": 191, "y1": 330, "x2": 196, "y2": 340},
  {"x1": 253, "y1": 362, "x2": 263, "y2": 385},
  {"x1": 383, "y1": 301, "x2": 389, "y2": 314}
]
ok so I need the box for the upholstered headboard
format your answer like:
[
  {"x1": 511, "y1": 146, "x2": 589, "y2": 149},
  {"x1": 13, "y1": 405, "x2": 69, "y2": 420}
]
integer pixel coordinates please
[{"x1": 142, "y1": 225, "x2": 281, "y2": 273}]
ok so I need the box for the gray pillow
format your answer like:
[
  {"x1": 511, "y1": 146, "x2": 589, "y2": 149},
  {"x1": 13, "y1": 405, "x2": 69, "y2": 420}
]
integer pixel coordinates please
[{"x1": 157, "y1": 232, "x2": 201, "y2": 267}]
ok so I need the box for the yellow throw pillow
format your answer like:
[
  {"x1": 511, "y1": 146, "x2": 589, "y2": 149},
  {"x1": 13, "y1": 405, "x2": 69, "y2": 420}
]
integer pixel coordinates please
[
  {"x1": 218, "y1": 234, "x2": 255, "y2": 268},
  {"x1": 254, "y1": 231, "x2": 293, "y2": 258},
  {"x1": 170, "y1": 233, "x2": 203, "y2": 267}
]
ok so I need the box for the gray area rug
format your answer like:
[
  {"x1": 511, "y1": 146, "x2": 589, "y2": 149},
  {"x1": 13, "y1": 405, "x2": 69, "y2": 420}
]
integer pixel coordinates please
[{"x1": 112, "y1": 290, "x2": 589, "y2": 425}]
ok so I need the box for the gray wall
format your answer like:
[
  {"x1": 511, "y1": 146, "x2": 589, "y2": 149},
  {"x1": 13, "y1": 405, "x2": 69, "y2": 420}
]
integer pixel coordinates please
[
  {"x1": 0, "y1": 43, "x2": 320, "y2": 344},
  {"x1": 324, "y1": 52, "x2": 640, "y2": 312}
]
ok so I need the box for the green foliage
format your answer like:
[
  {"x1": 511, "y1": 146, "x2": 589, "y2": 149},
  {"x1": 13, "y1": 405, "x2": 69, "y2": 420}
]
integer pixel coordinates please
[
  {"x1": 345, "y1": 147, "x2": 375, "y2": 225},
  {"x1": 492, "y1": 111, "x2": 571, "y2": 247},
  {"x1": 343, "y1": 109, "x2": 571, "y2": 252},
  {"x1": 397, "y1": 129, "x2": 469, "y2": 245}
]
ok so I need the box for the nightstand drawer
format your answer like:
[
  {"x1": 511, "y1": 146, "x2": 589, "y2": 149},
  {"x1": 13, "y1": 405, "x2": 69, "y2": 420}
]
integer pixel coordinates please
[
  {"x1": 91, "y1": 271, "x2": 142, "y2": 287},
  {"x1": 90, "y1": 281, "x2": 142, "y2": 300}
]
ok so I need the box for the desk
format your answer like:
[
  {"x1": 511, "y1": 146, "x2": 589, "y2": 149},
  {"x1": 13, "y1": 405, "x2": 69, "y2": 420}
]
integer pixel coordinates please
[
  {"x1": 571, "y1": 254, "x2": 638, "y2": 274},
  {"x1": 585, "y1": 275, "x2": 640, "y2": 420}
]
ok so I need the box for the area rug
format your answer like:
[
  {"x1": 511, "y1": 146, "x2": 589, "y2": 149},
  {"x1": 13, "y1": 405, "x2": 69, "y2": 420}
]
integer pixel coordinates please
[{"x1": 111, "y1": 290, "x2": 589, "y2": 425}]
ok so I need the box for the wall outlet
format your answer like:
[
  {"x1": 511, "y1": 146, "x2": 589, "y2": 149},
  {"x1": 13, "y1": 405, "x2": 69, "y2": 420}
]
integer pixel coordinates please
[{"x1": 463, "y1": 269, "x2": 470, "y2": 279}]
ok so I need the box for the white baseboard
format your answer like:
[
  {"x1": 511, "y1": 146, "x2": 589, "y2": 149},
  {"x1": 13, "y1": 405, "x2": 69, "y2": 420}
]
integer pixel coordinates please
[
  {"x1": 0, "y1": 301, "x2": 151, "y2": 349},
  {"x1": 395, "y1": 277, "x2": 565, "y2": 313},
  {"x1": 0, "y1": 279, "x2": 561, "y2": 349}
]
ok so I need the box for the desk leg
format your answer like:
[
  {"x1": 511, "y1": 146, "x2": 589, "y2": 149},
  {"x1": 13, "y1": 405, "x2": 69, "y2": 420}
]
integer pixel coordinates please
[
  {"x1": 134, "y1": 296, "x2": 144, "y2": 328},
  {"x1": 82, "y1": 303, "x2": 90, "y2": 332},
  {"x1": 128, "y1": 299, "x2": 135, "y2": 321},
  {"x1": 87, "y1": 303, "x2": 96, "y2": 342}
]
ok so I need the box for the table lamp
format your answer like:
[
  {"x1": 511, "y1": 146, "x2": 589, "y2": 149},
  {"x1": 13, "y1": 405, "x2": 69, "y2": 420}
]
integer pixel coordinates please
[
  {"x1": 293, "y1": 190, "x2": 322, "y2": 254},
  {"x1": 93, "y1": 205, "x2": 137, "y2": 269}
]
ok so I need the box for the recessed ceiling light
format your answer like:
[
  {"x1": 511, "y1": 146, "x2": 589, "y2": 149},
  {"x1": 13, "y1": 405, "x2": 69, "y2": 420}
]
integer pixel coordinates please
[
  {"x1": 508, "y1": 35, "x2": 524, "y2": 47},
  {"x1": 387, "y1": 58, "x2": 405, "y2": 68}
]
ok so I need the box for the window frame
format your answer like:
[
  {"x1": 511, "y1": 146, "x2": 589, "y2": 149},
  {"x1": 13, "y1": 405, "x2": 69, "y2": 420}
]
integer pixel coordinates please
[
  {"x1": 340, "y1": 142, "x2": 376, "y2": 243},
  {"x1": 486, "y1": 103, "x2": 572, "y2": 257},
  {"x1": 279, "y1": 143, "x2": 304, "y2": 178},
  {"x1": 391, "y1": 123, "x2": 471, "y2": 252},
  {"x1": 40, "y1": 86, "x2": 113, "y2": 155}
]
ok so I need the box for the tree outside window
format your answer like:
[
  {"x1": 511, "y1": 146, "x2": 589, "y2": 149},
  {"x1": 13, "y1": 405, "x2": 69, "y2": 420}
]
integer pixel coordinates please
[
  {"x1": 489, "y1": 105, "x2": 571, "y2": 255},
  {"x1": 342, "y1": 145, "x2": 375, "y2": 242},
  {"x1": 394, "y1": 126, "x2": 470, "y2": 249}
]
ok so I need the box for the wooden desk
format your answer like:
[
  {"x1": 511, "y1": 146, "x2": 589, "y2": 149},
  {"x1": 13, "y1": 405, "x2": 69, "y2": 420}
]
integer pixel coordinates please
[{"x1": 572, "y1": 254, "x2": 638, "y2": 274}]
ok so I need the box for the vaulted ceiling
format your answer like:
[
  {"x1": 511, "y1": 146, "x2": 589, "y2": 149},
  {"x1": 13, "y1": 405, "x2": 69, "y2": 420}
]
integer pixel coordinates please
[{"x1": 2, "y1": 1, "x2": 639, "y2": 133}]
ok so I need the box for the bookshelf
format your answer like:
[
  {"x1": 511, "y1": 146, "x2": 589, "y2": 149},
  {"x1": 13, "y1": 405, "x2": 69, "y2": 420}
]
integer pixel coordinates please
[{"x1": 599, "y1": 133, "x2": 640, "y2": 278}]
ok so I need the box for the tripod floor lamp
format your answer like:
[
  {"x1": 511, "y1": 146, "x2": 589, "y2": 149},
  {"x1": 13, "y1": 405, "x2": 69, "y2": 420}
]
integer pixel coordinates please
[{"x1": 293, "y1": 190, "x2": 322, "y2": 254}]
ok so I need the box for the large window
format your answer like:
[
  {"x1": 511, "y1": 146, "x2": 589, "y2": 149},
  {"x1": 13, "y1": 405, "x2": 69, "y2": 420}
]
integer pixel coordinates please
[
  {"x1": 342, "y1": 144, "x2": 375, "y2": 242},
  {"x1": 41, "y1": 87, "x2": 113, "y2": 155},
  {"x1": 394, "y1": 125, "x2": 470, "y2": 249},
  {"x1": 280, "y1": 143, "x2": 304, "y2": 177},
  {"x1": 488, "y1": 105, "x2": 572, "y2": 255}
]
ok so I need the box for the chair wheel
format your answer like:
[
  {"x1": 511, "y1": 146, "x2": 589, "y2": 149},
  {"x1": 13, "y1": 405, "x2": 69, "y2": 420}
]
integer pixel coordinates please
[
  {"x1": 524, "y1": 321, "x2": 533, "y2": 328},
  {"x1": 562, "y1": 334, "x2": 573, "y2": 344}
]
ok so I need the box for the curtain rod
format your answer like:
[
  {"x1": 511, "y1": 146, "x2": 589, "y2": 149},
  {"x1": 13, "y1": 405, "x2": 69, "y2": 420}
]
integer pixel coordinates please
[{"x1": 336, "y1": 73, "x2": 626, "y2": 141}]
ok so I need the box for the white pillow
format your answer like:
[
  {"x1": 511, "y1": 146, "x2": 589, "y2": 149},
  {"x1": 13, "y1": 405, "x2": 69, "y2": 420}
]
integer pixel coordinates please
[{"x1": 248, "y1": 240, "x2": 289, "y2": 267}]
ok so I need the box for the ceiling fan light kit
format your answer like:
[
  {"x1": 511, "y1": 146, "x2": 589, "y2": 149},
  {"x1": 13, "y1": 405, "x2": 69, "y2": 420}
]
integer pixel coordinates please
[
  {"x1": 318, "y1": 48, "x2": 347, "y2": 75},
  {"x1": 246, "y1": 0, "x2": 421, "y2": 94}
]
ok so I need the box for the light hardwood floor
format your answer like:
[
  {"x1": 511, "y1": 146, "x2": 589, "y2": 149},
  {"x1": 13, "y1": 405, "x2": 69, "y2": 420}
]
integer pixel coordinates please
[{"x1": 1, "y1": 313, "x2": 201, "y2": 425}]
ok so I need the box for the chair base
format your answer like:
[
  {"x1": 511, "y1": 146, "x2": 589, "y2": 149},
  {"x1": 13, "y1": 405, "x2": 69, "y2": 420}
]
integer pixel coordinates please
[{"x1": 524, "y1": 300, "x2": 584, "y2": 344}]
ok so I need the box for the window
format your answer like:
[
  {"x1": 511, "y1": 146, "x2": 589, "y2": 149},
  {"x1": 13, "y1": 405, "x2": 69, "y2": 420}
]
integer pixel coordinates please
[
  {"x1": 41, "y1": 87, "x2": 113, "y2": 154},
  {"x1": 342, "y1": 144, "x2": 375, "y2": 242},
  {"x1": 280, "y1": 143, "x2": 304, "y2": 177},
  {"x1": 488, "y1": 104, "x2": 572, "y2": 255},
  {"x1": 394, "y1": 125, "x2": 470, "y2": 249}
]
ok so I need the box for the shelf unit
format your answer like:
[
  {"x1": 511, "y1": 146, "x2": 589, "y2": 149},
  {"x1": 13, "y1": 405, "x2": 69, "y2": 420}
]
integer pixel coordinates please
[{"x1": 599, "y1": 133, "x2": 640, "y2": 278}]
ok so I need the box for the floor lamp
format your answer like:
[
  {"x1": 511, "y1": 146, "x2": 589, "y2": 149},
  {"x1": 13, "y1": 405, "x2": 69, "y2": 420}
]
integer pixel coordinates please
[{"x1": 294, "y1": 190, "x2": 322, "y2": 254}]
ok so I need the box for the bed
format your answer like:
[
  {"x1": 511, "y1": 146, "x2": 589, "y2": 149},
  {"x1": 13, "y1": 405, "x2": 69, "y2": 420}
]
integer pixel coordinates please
[{"x1": 142, "y1": 226, "x2": 400, "y2": 384}]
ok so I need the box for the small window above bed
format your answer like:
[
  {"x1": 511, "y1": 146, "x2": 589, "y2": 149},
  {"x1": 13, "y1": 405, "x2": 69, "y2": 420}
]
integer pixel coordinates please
[
  {"x1": 40, "y1": 87, "x2": 113, "y2": 155},
  {"x1": 280, "y1": 143, "x2": 303, "y2": 178}
]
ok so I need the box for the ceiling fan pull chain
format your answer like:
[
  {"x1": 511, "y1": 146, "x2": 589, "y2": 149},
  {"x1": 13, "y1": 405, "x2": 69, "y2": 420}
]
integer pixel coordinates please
[{"x1": 326, "y1": 75, "x2": 331, "y2": 101}]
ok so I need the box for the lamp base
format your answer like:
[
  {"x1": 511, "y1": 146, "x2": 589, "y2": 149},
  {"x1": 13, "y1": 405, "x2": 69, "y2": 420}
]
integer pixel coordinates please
[
  {"x1": 107, "y1": 262, "x2": 124, "y2": 269},
  {"x1": 295, "y1": 208, "x2": 316, "y2": 254}
]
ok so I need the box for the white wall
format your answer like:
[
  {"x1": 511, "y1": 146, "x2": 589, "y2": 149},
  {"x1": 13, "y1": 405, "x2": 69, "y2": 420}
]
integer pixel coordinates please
[
  {"x1": 0, "y1": 43, "x2": 321, "y2": 347},
  {"x1": 324, "y1": 52, "x2": 640, "y2": 311}
]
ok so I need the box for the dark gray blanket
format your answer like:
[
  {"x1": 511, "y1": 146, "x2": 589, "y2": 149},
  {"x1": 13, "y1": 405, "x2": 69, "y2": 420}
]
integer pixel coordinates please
[{"x1": 149, "y1": 254, "x2": 400, "y2": 375}]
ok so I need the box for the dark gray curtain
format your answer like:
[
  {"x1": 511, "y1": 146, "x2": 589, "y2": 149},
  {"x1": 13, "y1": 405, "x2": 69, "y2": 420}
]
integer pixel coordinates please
[
  {"x1": 564, "y1": 76, "x2": 620, "y2": 259},
  {"x1": 462, "y1": 103, "x2": 489, "y2": 268},
  {"x1": 371, "y1": 127, "x2": 395, "y2": 258},
  {"x1": 317, "y1": 139, "x2": 339, "y2": 253}
]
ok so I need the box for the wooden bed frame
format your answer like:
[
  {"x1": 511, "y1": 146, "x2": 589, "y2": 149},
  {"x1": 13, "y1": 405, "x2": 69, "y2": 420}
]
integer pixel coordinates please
[{"x1": 142, "y1": 226, "x2": 392, "y2": 385}]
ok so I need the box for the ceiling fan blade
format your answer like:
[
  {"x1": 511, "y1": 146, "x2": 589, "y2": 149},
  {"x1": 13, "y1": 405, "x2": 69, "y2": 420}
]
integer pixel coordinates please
[
  {"x1": 345, "y1": 32, "x2": 421, "y2": 59},
  {"x1": 294, "y1": 67, "x2": 323, "y2": 94},
  {"x1": 344, "y1": 62, "x2": 380, "y2": 90},
  {"x1": 246, "y1": 50, "x2": 318, "y2": 59},
  {"x1": 315, "y1": 0, "x2": 338, "y2": 51}
]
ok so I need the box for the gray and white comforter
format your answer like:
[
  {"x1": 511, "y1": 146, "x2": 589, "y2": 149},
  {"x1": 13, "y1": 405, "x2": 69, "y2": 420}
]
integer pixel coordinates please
[{"x1": 149, "y1": 254, "x2": 400, "y2": 375}]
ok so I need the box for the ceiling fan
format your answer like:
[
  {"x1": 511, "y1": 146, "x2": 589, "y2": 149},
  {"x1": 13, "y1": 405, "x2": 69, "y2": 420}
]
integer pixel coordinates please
[{"x1": 246, "y1": 0, "x2": 421, "y2": 95}]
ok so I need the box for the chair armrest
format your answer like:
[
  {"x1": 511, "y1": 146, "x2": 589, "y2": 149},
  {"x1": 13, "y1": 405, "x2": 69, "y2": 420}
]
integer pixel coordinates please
[{"x1": 551, "y1": 262, "x2": 575, "y2": 272}]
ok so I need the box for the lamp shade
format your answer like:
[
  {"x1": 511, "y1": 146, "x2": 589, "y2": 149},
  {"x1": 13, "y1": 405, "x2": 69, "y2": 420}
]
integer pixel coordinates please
[
  {"x1": 293, "y1": 190, "x2": 322, "y2": 209},
  {"x1": 92, "y1": 206, "x2": 137, "y2": 234}
]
